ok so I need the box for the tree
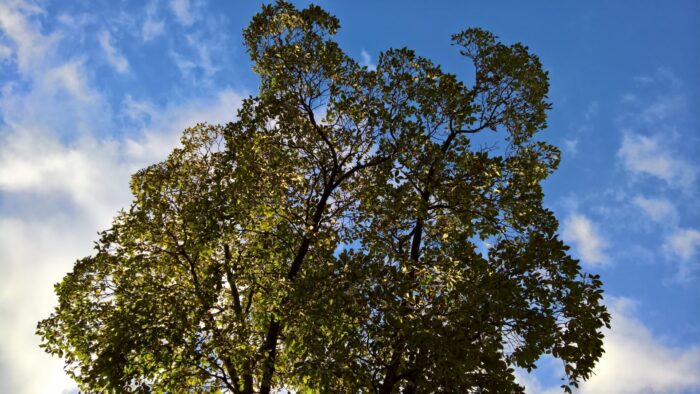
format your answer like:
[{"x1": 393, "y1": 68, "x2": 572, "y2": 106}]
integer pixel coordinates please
[{"x1": 37, "y1": 2, "x2": 610, "y2": 393}]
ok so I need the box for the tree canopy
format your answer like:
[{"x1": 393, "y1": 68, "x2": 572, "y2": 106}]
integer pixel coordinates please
[{"x1": 37, "y1": 2, "x2": 610, "y2": 393}]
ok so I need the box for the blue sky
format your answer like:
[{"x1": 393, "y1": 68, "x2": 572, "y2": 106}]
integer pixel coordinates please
[{"x1": 0, "y1": 1, "x2": 698, "y2": 393}]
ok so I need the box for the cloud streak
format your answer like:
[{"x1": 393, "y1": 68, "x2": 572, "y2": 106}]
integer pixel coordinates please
[{"x1": 98, "y1": 30, "x2": 129, "y2": 73}]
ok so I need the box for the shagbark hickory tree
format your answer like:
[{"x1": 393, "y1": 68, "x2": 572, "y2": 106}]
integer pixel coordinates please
[{"x1": 38, "y1": 2, "x2": 610, "y2": 393}]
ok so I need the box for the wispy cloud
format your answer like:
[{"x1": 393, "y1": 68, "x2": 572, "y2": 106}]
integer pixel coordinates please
[
  {"x1": 562, "y1": 137, "x2": 578, "y2": 157},
  {"x1": 640, "y1": 93, "x2": 685, "y2": 124},
  {"x1": 562, "y1": 213, "x2": 609, "y2": 266},
  {"x1": 97, "y1": 30, "x2": 129, "y2": 73},
  {"x1": 583, "y1": 100, "x2": 599, "y2": 121},
  {"x1": 170, "y1": 32, "x2": 221, "y2": 84},
  {"x1": 560, "y1": 100, "x2": 597, "y2": 160}
]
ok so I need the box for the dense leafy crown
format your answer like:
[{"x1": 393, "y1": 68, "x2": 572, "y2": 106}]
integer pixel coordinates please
[{"x1": 38, "y1": 2, "x2": 610, "y2": 393}]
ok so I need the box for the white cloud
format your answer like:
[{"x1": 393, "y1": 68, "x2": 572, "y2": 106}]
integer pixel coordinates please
[
  {"x1": 170, "y1": 0, "x2": 196, "y2": 26},
  {"x1": 520, "y1": 297, "x2": 700, "y2": 394},
  {"x1": 97, "y1": 30, "x2": 129, "y2": 73},
  {"x1": 579, "y1": 298, "x2": 700, "y2": 393},
  {"x1": 665, "y1": 228, "x2": 700, "y2": 262},
  {"x1": 360, "y1": 49, "x2": 376, "y2": 71},
  {"x1": 618, "y1": 132, "x2": 695, "y2": 189},
  {"x1": 0, "y1": 131, "x2": 131, "y2": 220},
  {"x1": 0, "y1": 86, "x2": 242, "y2": 391},
  {"x1": 633, "y1": 195, "x2": 677, "y2": 224},
  {"x1": 562, "y1": 213, "x2": 609, "y2": 266}
]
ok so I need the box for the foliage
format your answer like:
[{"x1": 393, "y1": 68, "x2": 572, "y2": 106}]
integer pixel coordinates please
[{"x1": 38, "y1": 2, "x2": 610, "y2": 393}]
